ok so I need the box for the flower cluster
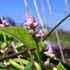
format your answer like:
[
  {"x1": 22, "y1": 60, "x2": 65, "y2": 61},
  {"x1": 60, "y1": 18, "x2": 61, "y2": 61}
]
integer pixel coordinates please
[
  {"x1": 24, "y1": 16, "x2": 39, "y2": 28},
  {"x1": 0, "y1": 43, "x2": 8, "y2": 54},
  {"x1": 24, "y1": 16, "x2": 39, "y2": 35},
  {"x1": 24, "y1": 16, "x2": 44, "y2": 40},
  {"x1": 0, "y1": 20, "x2": 9, "y2": 27},
  {"x1": 44, "y1": 47, "x2": 55, "y2": 58},
  {"x1": 44, "y1": 47, "x2": 56, "y2": 66}
]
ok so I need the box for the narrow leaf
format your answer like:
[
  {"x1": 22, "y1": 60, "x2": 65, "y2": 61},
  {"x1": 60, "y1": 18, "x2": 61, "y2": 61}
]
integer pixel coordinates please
[
  {"x1": 57, "y1": 62, "x2": 66, "y2": 70},
  {"x1": 43, "y1": 14, "x2": 70, "y2": 40},
  {"x1": 0, "y1": 32, "x2": 13, "y2": 47},
  {"x1": 38, "y1": 41, "x2": 44, "y2": 51},
  {"x1": 0, "y1": 26, "x2": 36, "y2": 48},
  {"x1": 0, "y1": 63, "x2": 6, "y2": 68},
  {"x1": 24, "y1": 62, "x2": 32, "y2": 70}
]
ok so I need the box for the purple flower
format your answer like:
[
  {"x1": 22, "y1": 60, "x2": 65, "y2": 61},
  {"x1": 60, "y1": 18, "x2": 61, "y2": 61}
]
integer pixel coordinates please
[
  {"x1": 27, "y1": 16, "x2": 35, "y2": 24},
  {"x1": 44, "y1": 61, "x2": 49, "y2": 66},
  {"x1": 24, "y1": 16, "x2": 39, "y2": 28},
  {"x1": 0, "y1": 20, "x2": 9, "y2": 27},
  {"x1": 0, "y1": 24, "x2": 4, "y2": 27},
  {"x1": 36, "y1": 30, "x2": 44, "y2": 40},
  {"x1": 24, "y1": 22, "x2": 31, "y2": 26},
  {"x1": 33, "y1": 22, "x2": 39, "y2": 27},
  {"x1": 47, "y1": 47, "x2": 53, "y2": 54},
  {"x1": 44, "y1": 47, "x2": 55, "y2": 58}
]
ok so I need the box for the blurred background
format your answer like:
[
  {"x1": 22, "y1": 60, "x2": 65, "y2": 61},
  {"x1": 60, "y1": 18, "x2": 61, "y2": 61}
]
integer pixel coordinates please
[{"x1": 0, "y1": 0, "x2": 70, "y2": 65}]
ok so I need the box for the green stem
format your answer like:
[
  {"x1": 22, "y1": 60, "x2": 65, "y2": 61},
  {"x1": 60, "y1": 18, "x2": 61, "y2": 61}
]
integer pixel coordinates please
[
  {"x1": 13, "y1": 58, "x2": 28, "y2": 65},
  {"x1": 47, "y1": 57, "x2": 50, "y2": 62},
  {"x1": 35, "y1": 41, "x2": 43, "y2": 67},
  {"x1": 43, "y1": 14, "x2": 70, "y2": 41},
  {"x1": 28, "y1": 49, "x2": 36, "y2": 70},
  {"x1": 3, "y1": 32, "x2": 7, "y2": 43},
  {"x1": 34, "y1": 62, "x2": 42, "y2": 70},
  {"x1": 9, "y1": 59, "x2": 24, "y2": 70},
  {"x1": 3, "y1": 32, "x2": 7, "y2": 57},
  {"x1": 33, "y1": 35, "x2": 45, "y2": 69}
]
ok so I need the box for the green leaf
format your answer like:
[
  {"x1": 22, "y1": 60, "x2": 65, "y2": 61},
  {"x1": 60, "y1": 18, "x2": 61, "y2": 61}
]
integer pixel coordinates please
[
  {"x1": 38, "y1": 41, "x2": 44, "y2": 52},
  {"x1": 57, "y1": 62, "x2": 66, "y2": 70},
  {"x1": 15, "y1": 42, "x2": 23, "y2": 48},
  {"x1": 24, "y1": 62, "x2": 32, "y2": 70},
  {"x1": 34, "y1": 62, "x2": 42, "y2": 70},
  {"x1": 45, "y1": 66, "x2": 54, "y2": 70},
  {"x1": 53, "y1": 67, "x2": 57, "y2": 70},
  {"x1": 0, "y1": 32, "x2": 13, "y2": 47},
  {"x1": 9, "y1": 59, "x2": 24, "y2": 70},
  {"x1": 0, "y1": 26, "x2": 36, "y2": 48},
  {"x1": 0, "y1": 62, "x2": 6, "y2": 68},
  {"x1": 15, "y1": 42, "x2": 23, "y2": 51},
  {"x1": 13, "y1": 58, "x2": 29, "y2": 65}
]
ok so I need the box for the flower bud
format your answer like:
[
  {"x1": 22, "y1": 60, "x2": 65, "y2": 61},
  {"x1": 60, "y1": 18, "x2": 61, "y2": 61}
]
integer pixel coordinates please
[
  {"x1": 36, "y1": 30, "x2": 44, "y2": 40},
  {"x1": 27, "y1": 16, "x2": 35, "y2": 24},
  {"x1": 44, "y1": 61, "x2": 49, "y2": 66},
  {"x1": 29, "y1": 30, "x2": 34, "y2": 35}
]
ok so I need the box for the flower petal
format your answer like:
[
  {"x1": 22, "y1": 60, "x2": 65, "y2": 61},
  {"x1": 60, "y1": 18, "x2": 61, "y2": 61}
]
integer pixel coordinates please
[
  {"x1": 27, "y1": 16, "x2": 35, "y2": 24},
  {"x1": 48, "y1": 47, "x2": 53, "y2": 54}
]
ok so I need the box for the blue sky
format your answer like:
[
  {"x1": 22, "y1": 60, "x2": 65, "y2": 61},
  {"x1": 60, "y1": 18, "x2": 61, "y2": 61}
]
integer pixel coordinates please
[{"x1": 0, "y1": 0, "x2": 70, "y2": 31}]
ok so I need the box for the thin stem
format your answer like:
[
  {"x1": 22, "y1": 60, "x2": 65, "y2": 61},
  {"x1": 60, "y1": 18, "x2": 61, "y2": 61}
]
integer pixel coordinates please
[
  {"x1": 47, "y1": 57, "x2": 50, "y2": 63},
  {"x1": 9, "y1": 59, "x2": 24, "y2": 70},
  {"x1": 28, "y1": 49, "x2": 36, "y2": 70},
  {"x1": 0, "y1": 16, "x2": 7, "y2": 57},
  {"x1": 3, "y1": 33, "x2": 7, "y2": 43},
  {"x1": 3, "y1": 29, "x2": 7, "y2": 57},
  {"x1": 43, "y1": 14, "x2": 70, "y2": 41},
  {"x1": 0, "y1": 16, "x2": 7, "y2": 43},
  {"x1": 33, "y1": 34, "x2": 46, "y2": 69},
  {"x1": 35, "y1": 40, "x2": 44, "y2": 69},
  {"x1": 0, "y1": 48, "x2": 36, "y2": 62},
  {"x1": 13, "y1": 58, "x2": 29, "y2": 65}
]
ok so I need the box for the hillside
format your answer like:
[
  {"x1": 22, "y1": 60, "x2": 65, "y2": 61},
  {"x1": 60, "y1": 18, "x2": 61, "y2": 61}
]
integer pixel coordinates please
[{"x1": 49, "y1": 31, "x2": 70, "y2": 46}]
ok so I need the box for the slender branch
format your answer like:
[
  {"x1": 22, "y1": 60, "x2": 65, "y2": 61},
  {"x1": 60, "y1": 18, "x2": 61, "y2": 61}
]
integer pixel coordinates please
[
  {"x1": 0, "y1": 48, "x2": 36, "y2": 62},
  {"x1": 28, "y1": 49, "x2": 36, "y2": 70},
  {"x1": 43, "y1": 14, "x2": 70, "y2": 41}
]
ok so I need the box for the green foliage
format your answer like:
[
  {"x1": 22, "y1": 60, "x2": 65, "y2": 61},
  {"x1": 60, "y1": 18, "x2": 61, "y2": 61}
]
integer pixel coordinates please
[
  {"x1": 24, "y1": 62, "x2": 32, "y2": 70},
  {"x1": 0, "y1": 14, "x2": 70, "y2": 70},
  {"x1": 0, "y1": 32, "x2": 13, "y2": 47},
  {"x1": 9, "y1": 59, "x2": 24, "y2": 70},
  {"x1": 57, "y1": 62, "x2": 66, "y2": 70},
  {"x1": 0, "y1": 63, "x2": 6, "y2": 69},
  {"x1": 0, "y1": 26, "x2": 36, "y2": 48},
  {"x1": 38, "y1": 41, "x2": 44, "y2": 51}
]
